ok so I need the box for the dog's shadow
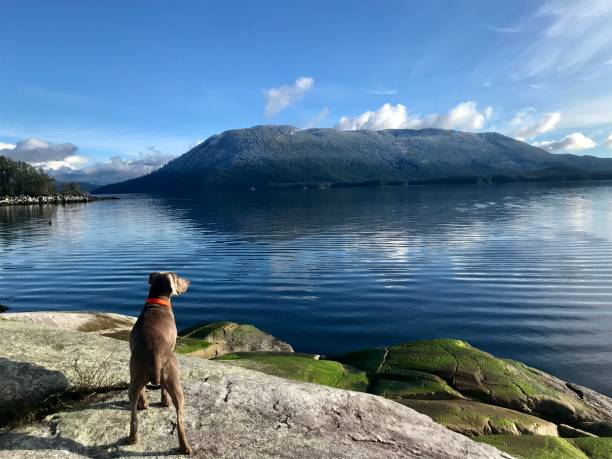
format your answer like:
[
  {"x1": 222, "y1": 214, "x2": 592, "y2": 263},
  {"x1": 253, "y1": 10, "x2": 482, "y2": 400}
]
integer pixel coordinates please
[
  {"x1": 2, "y1": 396, "x2": 184, "y2": 458},
  {"x1": 1, "y1": 430, "x2": 188, "y2": 458}
]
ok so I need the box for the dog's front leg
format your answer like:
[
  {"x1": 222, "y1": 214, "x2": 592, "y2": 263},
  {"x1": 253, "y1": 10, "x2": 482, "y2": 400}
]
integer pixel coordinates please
[{"x1": 137, "y1": 386, "x2": 148, "y2": 410}]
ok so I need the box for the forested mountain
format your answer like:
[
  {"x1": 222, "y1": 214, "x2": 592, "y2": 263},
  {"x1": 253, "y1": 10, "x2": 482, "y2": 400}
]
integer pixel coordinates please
[{"x1": 94, "y1": 126, "x2": 612, "y2": 193}]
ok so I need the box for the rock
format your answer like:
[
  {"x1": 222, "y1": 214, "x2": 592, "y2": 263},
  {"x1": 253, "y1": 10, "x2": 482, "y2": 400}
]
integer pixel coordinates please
[
  {"x1": 557, "y1": 424, "x2": 598, "y2": 438},
  {"x1": 213, "y1": 352, "x2": 369, "y2": 391},
  {"x1": 474, "y1": 435, "x2": 589, "y2": 459},
  {"x1": 177, "y1": 321, "x2": 293, "y2": 358},
  {"x1": 0, "y1": 320, "x2": 208, "y2": 424},
  {"x1": 475, "y1": 435, "x2": 612, "y2": 459},
  {"x1": 0, "y1": 194, "x2": 97, "y2": 206},
  {"x1": 0, "y1": 321, "x2": 510, "y2": 458},
  {"x1": 402, "y1": 400, "x2": 558, "y2": 437},
  {"x1": 370, "y1": 371, "x2": 464, "y2": 401},
  {"x1": 0, "y1": 311, "x2": 136, "y2": 341},
  {"x1": 336, "y1": 339, "x2": 612, "y2": 434},
  {"x1": 0, "y1": 304, "x2": 8, "y2": 313}
]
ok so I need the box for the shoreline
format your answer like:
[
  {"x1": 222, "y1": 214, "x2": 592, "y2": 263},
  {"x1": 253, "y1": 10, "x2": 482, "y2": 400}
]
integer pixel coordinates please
[{"x1": 0, "y1": 194, "x2": 119, "y2": 206}]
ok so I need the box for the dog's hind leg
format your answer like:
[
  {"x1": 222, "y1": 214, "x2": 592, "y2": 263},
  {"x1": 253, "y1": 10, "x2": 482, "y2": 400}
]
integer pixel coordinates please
[
  {"x1": 128, "y1": 375, "x2": 148, "y2": 445},
  {"x1": 164, "y1": 359, "x2": 192, "y2": 455}
]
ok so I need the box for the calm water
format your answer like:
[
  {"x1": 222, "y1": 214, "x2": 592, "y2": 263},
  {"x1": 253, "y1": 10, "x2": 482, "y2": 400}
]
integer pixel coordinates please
[{"x1": 1, "y1": 183, "x2": 612, "y2": 395}]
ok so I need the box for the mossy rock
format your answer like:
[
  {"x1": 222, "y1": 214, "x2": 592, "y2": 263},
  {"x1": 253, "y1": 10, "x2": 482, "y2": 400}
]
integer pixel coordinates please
[
  {"x1": 214, "y1": 352, "x2": 369, "y2": 391},
  {"x1": 403, "y1": 400, "x2": 558, "y2": 437},
  {"x1": 174, "y1": 336, "x2": 213, "y2": 355},
  {"x1": 337, "y1": 339, "x2": 610, "y2": 429},
  {"x1": 474, "y1": 435, "x2": 589, "y2": 459},
  {"x1": 179, "y1": 321, "x2": 236, "y2": 340},
  {"x1": 178, "y1": 321, "x2": 293, "y2": 358},
  {"x1": 571, "y1": 437, "x2": 612, "y2": 459},
  {"x1": 369, "y1": 371, "x2": 464, "y2": 400}
]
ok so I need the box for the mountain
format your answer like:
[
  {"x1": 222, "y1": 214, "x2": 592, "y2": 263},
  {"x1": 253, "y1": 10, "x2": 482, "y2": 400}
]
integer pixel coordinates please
[{"x1": 94, "y1": 126, "x2": 612, "y2": 194}]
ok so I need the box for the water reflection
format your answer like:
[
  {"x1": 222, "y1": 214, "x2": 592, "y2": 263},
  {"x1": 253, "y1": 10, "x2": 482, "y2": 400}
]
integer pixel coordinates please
[{"x1": 1, "y1": 182, "x2": 612, "y2": 395}]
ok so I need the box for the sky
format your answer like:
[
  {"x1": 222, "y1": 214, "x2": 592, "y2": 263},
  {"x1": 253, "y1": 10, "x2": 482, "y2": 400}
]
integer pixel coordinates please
[{"x1": 1, "y1": 0, "x2": 612, "y2": 184}]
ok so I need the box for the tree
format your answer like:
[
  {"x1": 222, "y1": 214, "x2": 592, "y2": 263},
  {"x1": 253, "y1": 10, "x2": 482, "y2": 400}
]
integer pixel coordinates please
[{"x1": 0, "y1": 155, "x2": 57, "y2": 196}]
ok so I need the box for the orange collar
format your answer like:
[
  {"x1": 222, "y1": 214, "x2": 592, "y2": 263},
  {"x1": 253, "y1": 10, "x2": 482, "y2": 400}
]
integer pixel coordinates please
[{"x1": 145, "y1": 297, "x2": 172, "y2": 308}]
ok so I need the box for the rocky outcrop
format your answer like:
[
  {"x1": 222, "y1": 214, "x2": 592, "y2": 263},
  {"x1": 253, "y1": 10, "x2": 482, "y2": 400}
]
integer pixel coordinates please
[
  {"x1": 474, "y1": 435, "x2": 612, "y2": 459},
  {"x1": 0, "y1": 321, "x2": 509, "y2": 458},
  {"x1": 177, "y1": 321, "x2": 293, "y2": 358},
  {"x1": 0, "y1": 311, "x2": 136, "y2": 340},
  {"x1": 402, "y1": 400, "x2": 558, "y2": 437},
  {"x1": 0, "y1": 195, "x2": 99, "y2": 206},
  {"x1": 335, "y1": 339, "x2": 612, "y2": 437}
]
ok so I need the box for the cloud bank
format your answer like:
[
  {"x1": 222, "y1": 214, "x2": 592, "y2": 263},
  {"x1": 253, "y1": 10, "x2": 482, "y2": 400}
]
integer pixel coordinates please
[
  {"x1": 0, "y1": 138, "x2": 88, "y2": 170},
  {"x1": 50, "y1": 147, "x2": 176, "y2": 185},
  {"x1": 334, "y1": 101, "x2": 492, "y2": 132},
  {"x1": 605, "y1": 134, "x2": 612, "y2": 149},
  {"x1": 0, "y1": 138, "x2": 176, "y2": 185},
  {"x1": 264, "y1": 77, "x2": 314, "y2": 117},
  {"x1": 533, "y1": 132, "x2": 596, "y2": 152},
  {"x1": 509, "y1": 110, "x2": 561, "y2": 140}
]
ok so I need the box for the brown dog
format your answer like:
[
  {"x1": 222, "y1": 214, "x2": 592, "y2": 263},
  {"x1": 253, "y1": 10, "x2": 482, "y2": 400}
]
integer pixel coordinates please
[{"x1": 128, "y1": 272, "x2": 192, "y2": 455}]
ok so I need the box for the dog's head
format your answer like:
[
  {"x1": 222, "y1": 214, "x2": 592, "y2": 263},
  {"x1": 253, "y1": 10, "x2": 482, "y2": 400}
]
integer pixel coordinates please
[{"x1": 148, "y1": 272, "x2": 190, "y2": 297}]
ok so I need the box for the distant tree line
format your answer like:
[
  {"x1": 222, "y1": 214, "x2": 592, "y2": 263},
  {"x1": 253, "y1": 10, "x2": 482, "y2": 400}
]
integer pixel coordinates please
[{"x1": 0, "y1": 155, "x2": 83, "y2": 196}]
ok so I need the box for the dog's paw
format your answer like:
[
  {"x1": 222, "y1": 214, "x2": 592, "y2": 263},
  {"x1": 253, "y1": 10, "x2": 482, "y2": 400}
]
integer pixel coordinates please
[
  {"x1": 137, "y1": 402, "x2": 148, "y2": 410},
  {"x1": 180, "y1": 445, "x2": 193, "y2": 455},
  {"x1": 127, "y1": 434, "x2": 138, "y2": 445}
]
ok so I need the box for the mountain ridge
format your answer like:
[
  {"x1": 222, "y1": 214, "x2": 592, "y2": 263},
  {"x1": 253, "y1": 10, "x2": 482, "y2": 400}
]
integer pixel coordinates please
[{"x1": 94, "y1": 125, "x2": 612, "y2": 193}]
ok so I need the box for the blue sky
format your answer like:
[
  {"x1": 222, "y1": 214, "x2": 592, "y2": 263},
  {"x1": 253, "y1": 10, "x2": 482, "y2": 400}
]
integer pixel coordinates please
[{"x1": 1, "y1": 0, "x2": 612, "y2": 183}]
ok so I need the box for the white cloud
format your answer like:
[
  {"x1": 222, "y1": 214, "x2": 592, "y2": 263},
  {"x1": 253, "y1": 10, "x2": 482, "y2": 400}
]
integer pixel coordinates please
[
  {"x1": 514, "y1": 0, "x2": 612, "y2": 78},
  {"x1": 0, "y1": 138, "x2": 79, "y2": 163},
  {"x1": 533, "y1": 132, "x2": 596, "y2": 152},
  {"x1": 264, "y1": 77, "x2": 314, "y2": 117},
  {"x1": 605, "y1": 134, "x2": 612, "y2": 148},
  {"x1": 0, "y1": 142, "x2": 16, "y2": 150},
  {"x1": 334, "y1": 101, "x2": 492, "y2": 132},
  {"x1": 509, "y1": 110, "x2": 561, "y2": 140},
  {"x1": 38, "y1": 155, "x2": 89, "y2": 171},
  {"x1": 304, "y1": 107, "x2": 330, "y2": 129}
]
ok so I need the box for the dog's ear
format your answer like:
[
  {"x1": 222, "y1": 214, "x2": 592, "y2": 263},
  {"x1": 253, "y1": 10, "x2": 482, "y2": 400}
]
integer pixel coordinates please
[
  {"x1": 148, "y1": 272, "x2": 159, "y2": 285},
  {"x1": 167, "y1": 272, "x2": 179, "y2": 296}
]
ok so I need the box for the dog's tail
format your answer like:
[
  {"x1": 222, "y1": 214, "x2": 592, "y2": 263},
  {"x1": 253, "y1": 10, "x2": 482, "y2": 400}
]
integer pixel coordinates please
[{"x1": 150, "y1": 354, "x2": 162, "y2": 385}]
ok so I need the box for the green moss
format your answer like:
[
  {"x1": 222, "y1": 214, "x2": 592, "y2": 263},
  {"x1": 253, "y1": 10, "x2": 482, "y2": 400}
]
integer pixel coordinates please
[
  {"x1": 474, "y1": 435, "x2": 589, "y2": 459},
  {"x1": 403, "y1": 400, "x2": 557, "y2": 437},
  {"x1": 174, "y1": 337, "x2": 213, "y2": 355},
  {"x1": 178, "y1": 321, "x2": 233, "y2": 339},
  {"x1": 370, "y1": 372, "x2": 463, "y2": 400},
  {"x1": 214, "y1": 352, "x2": 369, "y2": 391},
  {"x1": 337, "y1": 339, "x2": 592, "y2": 425},
  {"x1": 571, "y1": 437, "x2": 612, "y2": 459}
]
